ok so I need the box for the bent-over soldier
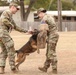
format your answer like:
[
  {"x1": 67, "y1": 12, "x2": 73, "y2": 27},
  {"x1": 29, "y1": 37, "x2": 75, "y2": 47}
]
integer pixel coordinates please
[{"x1": 37, "y1": 8, "x2": 59, "y2": 74}]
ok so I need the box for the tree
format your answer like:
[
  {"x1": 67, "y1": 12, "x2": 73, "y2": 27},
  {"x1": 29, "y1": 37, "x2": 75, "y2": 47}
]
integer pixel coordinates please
[
  {"x1": 25, "y1": 0, "x2": 38, "y2": 21},
  {"x1": 73, "y1": 0, "x2": 76, "y2": 5},
  {"x1": 49, "y1": 0, "x2": 75, "y2": 10},
  {"x1": 73, "y1": 0, "x2": 76, "y2": 10},
  {"x1": 33, "y1": 0, "x2": 50, "y2": 10},
  {"x1": 33, "y1": 0, "x2": 76, "y2": 10},
  {"x1": 62, "y1": 0, "x2": 74, "y2": 10},
  {"x1": 19, "y1": 0, "x2": 37, "y2": 21},
  {"x1": 20, "y1": 0, "x2": 25, "y2": 21},
  {"x1": 49, "y1": 0, "x2": 58, "y2": 10},
  {"x1": 0, "y1": 0, "x2": 9, "y2": 6}
]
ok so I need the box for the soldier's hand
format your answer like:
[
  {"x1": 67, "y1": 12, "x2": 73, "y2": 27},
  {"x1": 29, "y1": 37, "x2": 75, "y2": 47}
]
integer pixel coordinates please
[{"x1": 28, "y1": 31, "x2": 34, "y2": 34}]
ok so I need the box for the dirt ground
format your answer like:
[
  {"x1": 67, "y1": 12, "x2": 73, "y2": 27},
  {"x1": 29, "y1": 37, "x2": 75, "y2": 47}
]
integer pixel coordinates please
[{"x1": 2, "y1": 31, "x2": 76, "y2": 75}]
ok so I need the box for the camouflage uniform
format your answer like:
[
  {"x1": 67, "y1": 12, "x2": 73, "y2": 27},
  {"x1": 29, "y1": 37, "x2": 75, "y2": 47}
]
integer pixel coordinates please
[
  {"x1": 40, "y1": 14, "x2": 59, "y2": 72},
  {"x1": 0, "y1": 9, "x2": 26, "y2": 70}
]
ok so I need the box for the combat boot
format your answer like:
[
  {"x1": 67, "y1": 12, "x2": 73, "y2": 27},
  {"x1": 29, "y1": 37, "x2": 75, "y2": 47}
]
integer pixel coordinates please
[
  {"x1": 11, "y1": 68, "x2": 18, "y2": 73},
  {"x1": 52, "y1": 69, "x2": 57, "y2": 74},
  {"x1": 38, "y1": 67, "x2": 47, "y2": 72},
  {"x1": 0, "y1": 67, "x2": 5, "y2": 74}
]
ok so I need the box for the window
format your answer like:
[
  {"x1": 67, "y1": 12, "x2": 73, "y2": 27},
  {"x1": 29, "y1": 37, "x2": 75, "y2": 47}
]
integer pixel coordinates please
[
  {"x1": 74, "y1": 17, "x2": 76, "y2": 21},
  {"x1": 66, "y1": 17, "x2": 71, "y2": 20},
  {"x1": 63, "y1": 17, "x2": 66, "y2": 20}
]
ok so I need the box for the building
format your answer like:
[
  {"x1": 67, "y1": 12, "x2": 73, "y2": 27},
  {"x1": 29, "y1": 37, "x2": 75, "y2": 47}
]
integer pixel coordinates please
[
  {"x1": 0, "y1": 7, "x2": 76, "y2": 31},
  {"x1": 34, "y1": 11, "x2": 76, "y2": 31},
  {"x1": 34, "y1": 10, "x2": 76, "y2": 22}
]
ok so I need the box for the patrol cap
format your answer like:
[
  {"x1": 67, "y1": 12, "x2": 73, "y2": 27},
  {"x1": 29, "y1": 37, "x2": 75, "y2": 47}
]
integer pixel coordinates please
[
  {"x1": 9, "y1": 2, "x2": 19, "y2": 10},
  {"x1": 37, "y1": 8, "x2": 46, "y2": 14}
]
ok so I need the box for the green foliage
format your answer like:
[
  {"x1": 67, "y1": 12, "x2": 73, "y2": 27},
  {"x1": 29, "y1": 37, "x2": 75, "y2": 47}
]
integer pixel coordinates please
[
  {"x1": 0, "y1": 1, "x2": 9, "y2": 6},
  {"x1": 61, "y1": 0, "x2": 75, "y2": 10},
  {"x1": 0, "y1": 0, "x2": 76, "y2": 10},
  {"x1": 49, "y1": 0, "x2": 57, "y2": 10},
  {"x1": 24, "y1": 0, "x2": 30, "y2": 5},
  {"x1": 49, "y1": 0, "x2": 75, "y2": 10},
  {"x1": 50, "y1": 0, "x2": 76, "y2": 10},
  {"x1": 33, "y1": 0, "x2": 50, "y2": 10},
  {"x1": 33, "y1": 0, "x2": 76, "y2": 10}
]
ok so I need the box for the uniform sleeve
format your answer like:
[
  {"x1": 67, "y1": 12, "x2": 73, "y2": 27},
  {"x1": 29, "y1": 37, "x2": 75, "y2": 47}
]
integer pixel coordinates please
[
  {"x1": 12, "y1": 19, "x2": 27, "y2": 32},
  {"x1": 43, "y1": 15, "x2": 57, "y2": 32},
  {"x1": 2, "y1": 17, "x2": 13, "y2": 28},
  {"x1": 45, "y1": 16, "x2": 56, "y2": 27},
  {"x1": 1, "y1": 10, "x2": 27, "y2": 32}
]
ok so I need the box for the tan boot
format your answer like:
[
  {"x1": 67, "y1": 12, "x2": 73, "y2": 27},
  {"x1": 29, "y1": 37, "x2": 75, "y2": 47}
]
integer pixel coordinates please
[
  {"x1": 0, "y1": 67, "x2": 5, "y2": 74},
  {"x1": 38, "y1": 67, "x2": 47, "y2": 72},
  {"x1": 11, "y1": 68, "x2": 18, "y2": 73},
  {"x1": 52, "y1": 69, "x2": 57, "y2": 74}
]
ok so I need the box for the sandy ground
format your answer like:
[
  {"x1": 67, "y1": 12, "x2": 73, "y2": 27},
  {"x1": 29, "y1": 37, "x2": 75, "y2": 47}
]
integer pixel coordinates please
[{"x1": 2, "y1": 31, "x2": 76, "y2": 75}]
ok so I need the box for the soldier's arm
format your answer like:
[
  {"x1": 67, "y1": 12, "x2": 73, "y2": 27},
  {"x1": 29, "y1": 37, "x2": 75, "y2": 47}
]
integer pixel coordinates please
[
  {"x1": 1, "y1": 10, "x2": 14, "y2": 28},
  {"x1": 2, "y1": 17, "x2": 13, "y2": 28},
  {"x1": 11, "y1": 18, "x2": 27, "y2": 32},
  {"x1": 43, "y1": 15, "x2": 58, "y2": 33},
  {"x1": 45, "y1": 16, "x2": 56, "y2": 28}
]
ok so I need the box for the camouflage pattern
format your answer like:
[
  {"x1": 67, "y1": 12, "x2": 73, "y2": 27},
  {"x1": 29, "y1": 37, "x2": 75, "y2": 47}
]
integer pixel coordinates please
[
  {"x1": 0, "y1": 10, "x2": 26, "y2": 33},
  {"x1": 41, "y1": 14, "x2": 59, "y2": 70},
  {"x1": 0, "y1": 9, "x2": 27, "y2": 70},
  {"x1": 37, "y1": 8, "x2": 46, "y2": 14},
  {"x1": 9, "y1": 2, "x2": 19, "y2": 10}
]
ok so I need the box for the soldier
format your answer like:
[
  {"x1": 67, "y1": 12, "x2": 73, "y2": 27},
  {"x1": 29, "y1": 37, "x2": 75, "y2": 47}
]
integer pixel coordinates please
[
  {"x1": 0, "y1": 2, "x2": 27, "y2": 74},
  {"x1": 37, "y1": 8, "x2": 59, "y2": 74}
]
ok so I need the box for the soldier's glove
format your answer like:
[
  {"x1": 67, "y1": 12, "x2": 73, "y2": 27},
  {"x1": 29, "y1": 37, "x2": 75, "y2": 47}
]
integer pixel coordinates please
[{"x1": 28, "y1": 31, "x2": 34, "y2": 34}]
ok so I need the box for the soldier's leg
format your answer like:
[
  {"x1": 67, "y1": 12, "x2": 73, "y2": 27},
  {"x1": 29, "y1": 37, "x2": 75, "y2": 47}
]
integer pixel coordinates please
[
  {"x1": 39, "y1": 42, "x2": 57, "y2": 73},
  {"x1": 49, "y1": 34, "x2": 59, "y2": 73},
  {"x1": 2, "y1": 37, "x2": 17, "y2": 72},
  {"x1": 38, "y1": 43, "x2": 51, "y2": 72},
  {"x1": 5, "y1": 40, "x2": 15, "y2": 69},
  {"x1": 49, "y1": 42, "x2": 58, "y2": 72},
  {"x1": 44, "y1": 43, "x2": 51, "y2": 69},
  {"x1": 0, "y1": 41, "x2": 7, "y2": 74},
  {"x1": 38, "y1": 34, "x2": 59, "y2": 73}
]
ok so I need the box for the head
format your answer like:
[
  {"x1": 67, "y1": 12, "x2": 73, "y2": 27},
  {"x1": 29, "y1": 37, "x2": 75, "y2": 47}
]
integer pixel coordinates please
[
  {"x1": 33, "y1": 29, "x2": 39, "y2": 35},
  {"x1": 28, "y1": 29, "x2": 39, "y2": 35},
  {"x1": 37, "y1": 8, "x2": 46, "y2": 19},
  {"x1": 9, "y1": 2, "x2": 19, "y2": 14}
]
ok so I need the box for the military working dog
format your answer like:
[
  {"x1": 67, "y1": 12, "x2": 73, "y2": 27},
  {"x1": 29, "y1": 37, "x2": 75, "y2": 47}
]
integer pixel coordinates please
[
  {"x1": 15, "y1": 24, "x2": 48, "y2": 70},
  {"x1": 15, "y1": 29, "x2": 40, "y2": 70}
]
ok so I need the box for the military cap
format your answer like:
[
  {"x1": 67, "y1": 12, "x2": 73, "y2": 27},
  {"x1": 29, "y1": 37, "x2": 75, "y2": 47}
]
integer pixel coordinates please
[
  {"x1": 9, "y1": 2, "x2": 19, "y2": 10},
  {"x1": 37, "y1": 8, "x2": 46, "y2": 14}
]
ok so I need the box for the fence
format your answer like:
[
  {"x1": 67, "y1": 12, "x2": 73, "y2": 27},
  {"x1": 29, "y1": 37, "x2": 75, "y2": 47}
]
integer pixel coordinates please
[
  {"x1": 15, "y1": 21, "x2": 76, "y2": 31},
  {"x1": 15, "y1": 21, "x2": 40, "y2": 31},
  {"x1": 61, "y1": 22, "x2": 76, "y2": 31}
]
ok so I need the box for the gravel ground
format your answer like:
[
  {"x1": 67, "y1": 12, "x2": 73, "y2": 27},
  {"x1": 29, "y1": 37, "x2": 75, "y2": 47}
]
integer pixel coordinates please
[{"x1": 2, "y1": 31, "x2": 76, "y2": 75}]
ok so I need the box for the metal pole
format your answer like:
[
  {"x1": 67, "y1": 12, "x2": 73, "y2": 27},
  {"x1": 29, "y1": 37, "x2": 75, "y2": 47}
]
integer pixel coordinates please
[{"x1": 57, "y1": 0, "x2": 62, "y2": 31}]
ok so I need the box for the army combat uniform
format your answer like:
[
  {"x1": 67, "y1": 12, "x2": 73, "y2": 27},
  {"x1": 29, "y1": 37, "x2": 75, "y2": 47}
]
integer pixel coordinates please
[
  {"x1": 0, "y1": 9, "x2": 27, "y2": 72},
  {"x1": 39, "y1": 14, "x2": 59, "y2": 73}
]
